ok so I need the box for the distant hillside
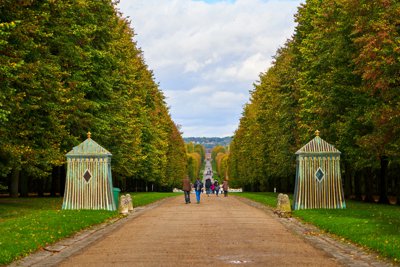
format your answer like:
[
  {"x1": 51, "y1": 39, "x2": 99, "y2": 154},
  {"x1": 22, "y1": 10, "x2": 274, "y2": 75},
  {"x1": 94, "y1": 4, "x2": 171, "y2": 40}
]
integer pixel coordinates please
[{"x1": 184, "y1": 137, "x2": 232, "y2": 149}]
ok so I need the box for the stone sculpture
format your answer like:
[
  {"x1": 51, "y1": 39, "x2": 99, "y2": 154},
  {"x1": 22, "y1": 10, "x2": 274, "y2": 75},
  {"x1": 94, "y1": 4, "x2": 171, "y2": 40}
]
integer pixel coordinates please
[
  {"x1": 119, "y1": 195, "x2": 129, "y2": 215},
  {"x1": 275, "y1": 193, "x2": 292, "y2": 218},
  {"x1": 126, "y1": 194, "x2": 134, "y2": 212}
]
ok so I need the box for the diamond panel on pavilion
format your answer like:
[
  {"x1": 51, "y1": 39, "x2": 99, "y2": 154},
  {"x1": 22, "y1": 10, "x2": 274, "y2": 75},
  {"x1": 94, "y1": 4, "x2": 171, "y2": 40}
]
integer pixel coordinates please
[
  {"x1": 315, "y1": 167, "x2": 325, "y2": 182},
  {"x1": 83, "y1": 169, "x2": 92, "y2": 182}
]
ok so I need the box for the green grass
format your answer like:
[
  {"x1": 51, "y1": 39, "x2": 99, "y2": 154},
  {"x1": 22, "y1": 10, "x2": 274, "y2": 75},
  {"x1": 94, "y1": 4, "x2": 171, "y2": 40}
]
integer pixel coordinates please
[
  {"x1": 237, "y1": 192, "x2": 279, "y2": 207},
  {"x1": 129, "y1": 192, "x2": 179, "y2": 207},
  {"x1": 237, "y1": 192, "x2": 400, "y2": 264},
  {"x1": 0, "y1": 192, "x2": 178, "y2": 265},
  {"x1": 295, "y1": 201, "x2": 400, "y2": 263}
]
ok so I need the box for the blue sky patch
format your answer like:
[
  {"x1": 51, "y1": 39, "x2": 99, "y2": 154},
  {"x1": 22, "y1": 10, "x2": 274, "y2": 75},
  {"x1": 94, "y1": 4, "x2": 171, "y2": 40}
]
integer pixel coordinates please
[
  {"x1": 118, "y1": 0, "x2": 302, "y2": 136},
  {"x1": 193, "y1": 0, "x2": 235, "y2": 4}
]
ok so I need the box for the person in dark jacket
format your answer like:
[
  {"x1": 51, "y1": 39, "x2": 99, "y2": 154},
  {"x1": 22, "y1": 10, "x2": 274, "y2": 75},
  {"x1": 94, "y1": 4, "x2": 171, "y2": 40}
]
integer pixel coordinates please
[
  {"x1": 182, "y1": 176, "x2": 191, "y2": 204},
  {"x1": 193, "y1": 178, "x2": 203, "y2": 204},
  {"x1": 214, "y1": 180, "x2": 220, "y2": 197},
  {"x1": 205, "y1": 178, "x2": 212, "y2": 196}
]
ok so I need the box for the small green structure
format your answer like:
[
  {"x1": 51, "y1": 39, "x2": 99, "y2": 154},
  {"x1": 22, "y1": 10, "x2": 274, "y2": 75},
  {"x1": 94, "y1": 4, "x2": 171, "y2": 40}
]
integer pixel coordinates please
[
  {"x1": 293, "y1": 130, "x2": 346, "y2": 210},
  {"x1": 62, "y1": 132, "x2": 116, "y2": 211}
]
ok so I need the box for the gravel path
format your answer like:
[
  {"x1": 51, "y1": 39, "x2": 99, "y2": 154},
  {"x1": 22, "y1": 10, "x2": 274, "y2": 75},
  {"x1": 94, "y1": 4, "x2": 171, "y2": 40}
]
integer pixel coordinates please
[
  {"x1": 11, "y1": 194, "x2": 393, "y2": 267},
  {"x1": 59, "y1": 194, "x2": 340, "y2": 267}
]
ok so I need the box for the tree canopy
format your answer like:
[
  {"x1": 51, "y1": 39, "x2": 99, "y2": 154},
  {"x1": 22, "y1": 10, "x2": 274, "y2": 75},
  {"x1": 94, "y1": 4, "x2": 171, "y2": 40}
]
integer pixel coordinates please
[
  {"x1": 0, "y1": 0, "x2": 187, "y2": 195},
  {"x1": 229, "y1": 0, "x2": 400, "y2": 203}
]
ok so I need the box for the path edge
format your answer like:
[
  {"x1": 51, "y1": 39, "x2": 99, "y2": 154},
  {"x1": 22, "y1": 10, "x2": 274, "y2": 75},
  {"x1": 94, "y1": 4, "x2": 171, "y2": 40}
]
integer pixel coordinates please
[
  {"x1": 8, "y1": 196, "x2": 177, "y2": 267},
  {"x1": 234, "y1": 195, "x2": 395, "y2": 267}
]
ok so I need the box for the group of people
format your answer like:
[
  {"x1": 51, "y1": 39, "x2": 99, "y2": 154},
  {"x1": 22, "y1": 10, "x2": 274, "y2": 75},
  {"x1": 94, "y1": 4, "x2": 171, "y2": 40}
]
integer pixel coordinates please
[
  {"x1": 182, "y1": 176, "x2": 229, "y2": 204},
  {"x1": 204, "y1": 178, "x2": 222, "y2": 196}
]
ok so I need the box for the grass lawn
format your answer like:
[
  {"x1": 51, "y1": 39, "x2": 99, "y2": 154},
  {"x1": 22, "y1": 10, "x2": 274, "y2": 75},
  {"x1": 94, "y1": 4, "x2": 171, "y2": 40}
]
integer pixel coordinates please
[
  {"x1": 0, "y1": 192, "x2": 179, "y2": 265},
  {"x1": 129, "y1": 192, "x2": 179, "y2": 207},
  {"x1": 237, "y1": 192, "x2": 400, "y2": 264}
]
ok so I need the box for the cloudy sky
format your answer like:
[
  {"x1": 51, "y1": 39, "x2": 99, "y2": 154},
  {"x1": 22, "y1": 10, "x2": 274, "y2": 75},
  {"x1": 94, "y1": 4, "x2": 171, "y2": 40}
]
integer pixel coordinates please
[{"x1": 117, "y1": 0, "x2": 303, "y2": 137}]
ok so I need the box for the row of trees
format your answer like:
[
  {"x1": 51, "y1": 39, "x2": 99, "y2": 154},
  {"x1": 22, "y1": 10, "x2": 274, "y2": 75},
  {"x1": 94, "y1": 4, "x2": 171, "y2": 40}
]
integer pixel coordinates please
[
  {"x1": 229, "y1": 0, "x2": 400, "y2": 204},
  {"x1": 186, "y1": 142, "x2": 205, "y2": 180},
  {"x1": 211, "y1": 146, "x2": 228, "y2": 182},
  {"x1": 0, "y1": 0, "x2": 187, "y2": 195}
]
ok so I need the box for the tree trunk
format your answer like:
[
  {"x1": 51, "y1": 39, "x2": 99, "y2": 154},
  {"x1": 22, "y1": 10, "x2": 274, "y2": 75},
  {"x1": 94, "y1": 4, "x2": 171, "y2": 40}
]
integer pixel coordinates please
[
  {"x1": 10, "y1": 169, "x2": 20, "y2": 198},
  {"x1": 281, "y1": 176, "x2": 289, "y2": 193},
  {"x1": 354, "y1": 170, "x2": 362, "y2": 201},
  {"x1": 344, "y1": 163, "x2": 352, "y2": 198},
  {"x1": 19, "y1": 172, "x2": 28, "y2": 197},
  {"x1": 379, "y1": 156, "x2": 389, "y2": 204},
  {"x1": 364, "y1": 168, "x2": 375, "y2": 202},
  {"x1": 59, "y1": 165, "x2": 66, "y2": 196},
  {"x1": 51, "y1": 166, "x2": 59, "y2": 197},
  {"x1": 37, "y1": 178, "x2": 44, "y2": 197},
  {"x1": 397, "y1": 174, "x2": 400, "y2": 206}
]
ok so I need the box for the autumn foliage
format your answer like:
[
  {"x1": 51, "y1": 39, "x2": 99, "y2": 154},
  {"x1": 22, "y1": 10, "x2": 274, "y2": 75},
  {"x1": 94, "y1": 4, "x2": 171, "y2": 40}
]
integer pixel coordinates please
[
  {"x1": 229, "y1": 0, "x2": 400, "y2": 203},
  {"x1": 0, "y1": 0, "x2": 187, "y2": 195}
]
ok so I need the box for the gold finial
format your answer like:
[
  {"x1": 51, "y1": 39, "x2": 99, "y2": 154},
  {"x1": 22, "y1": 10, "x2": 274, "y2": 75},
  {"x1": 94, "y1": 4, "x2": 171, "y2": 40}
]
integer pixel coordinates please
[
  {"x1": 315, "y1": 130, "x2": 320, "y2": 137},
  {"x1": 87, "y1": 131, "x2": 91, "y2": 139}
]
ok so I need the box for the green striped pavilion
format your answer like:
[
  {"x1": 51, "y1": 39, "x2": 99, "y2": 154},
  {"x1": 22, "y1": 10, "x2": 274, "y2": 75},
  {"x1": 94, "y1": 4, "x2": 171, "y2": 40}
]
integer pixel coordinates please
[
  {"x1": 62, "y1": 132, "x2": 116, "y2": 211},
  {"x1": 293, "y1": 130, "x2": 346, "y2": 210}
]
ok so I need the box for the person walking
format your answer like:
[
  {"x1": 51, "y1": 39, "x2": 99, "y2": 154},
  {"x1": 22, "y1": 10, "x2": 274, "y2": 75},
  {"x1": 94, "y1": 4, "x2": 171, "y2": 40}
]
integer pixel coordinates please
[
  {"x1": 214, "y1": 180, "x2": 220, "y2": 197},
  {"x1": 182, "y1": 176, "x2": 191, "y2": 204},
  {"x1": 222, "y1": 179, "x2": 229, "y2": 197},
  {"x1": 193, "y1": 177, "x2": 204, "y2": 204},
  {"x1": 205, "y1": 178, "x2": 212, "y2": 196}
]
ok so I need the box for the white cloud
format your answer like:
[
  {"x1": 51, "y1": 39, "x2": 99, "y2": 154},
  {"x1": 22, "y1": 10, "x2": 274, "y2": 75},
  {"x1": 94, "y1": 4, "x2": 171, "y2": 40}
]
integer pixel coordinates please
[
  {"x1": 118, "y1": 0, "x2": 302, "y2": 137},
  {"x1": 164, "y1": 87, "x2": 247, "y2": 117},
  {"x1": 188, "y1": 85, "x2": 215, "y2": 95},
  {"x1": 203, "y1": 53, "x2": 272, "y2": 83},
  {"x1": 183, "y1": 124, "x2": 238, "y2": 138},
  {"x1": 208, "y1": 91, "x2": 248, "y2": 109}
]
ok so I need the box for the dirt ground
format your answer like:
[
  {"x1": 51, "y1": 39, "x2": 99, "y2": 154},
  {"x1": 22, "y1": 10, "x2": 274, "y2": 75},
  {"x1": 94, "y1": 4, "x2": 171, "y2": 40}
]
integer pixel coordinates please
[{"x1": 57, "y1": 194, "x2": 341, "y2": 267}]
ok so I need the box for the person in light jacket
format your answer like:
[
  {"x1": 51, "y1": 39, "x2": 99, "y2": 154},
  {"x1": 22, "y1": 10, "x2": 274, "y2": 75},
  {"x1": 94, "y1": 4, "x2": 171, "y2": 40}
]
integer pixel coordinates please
[
  {"x1": 182, "y1": 176, "x2": 191, "y2": 204},
  {"x1": 222, "y1": 179, "x2": 229, "y2": 197}
]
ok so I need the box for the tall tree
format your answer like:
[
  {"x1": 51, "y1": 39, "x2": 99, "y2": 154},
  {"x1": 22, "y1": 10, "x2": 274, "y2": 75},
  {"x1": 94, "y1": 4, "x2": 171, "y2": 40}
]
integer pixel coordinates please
[{"x1": 0, "y1": 0, "x2": 188, "y2": 195}]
